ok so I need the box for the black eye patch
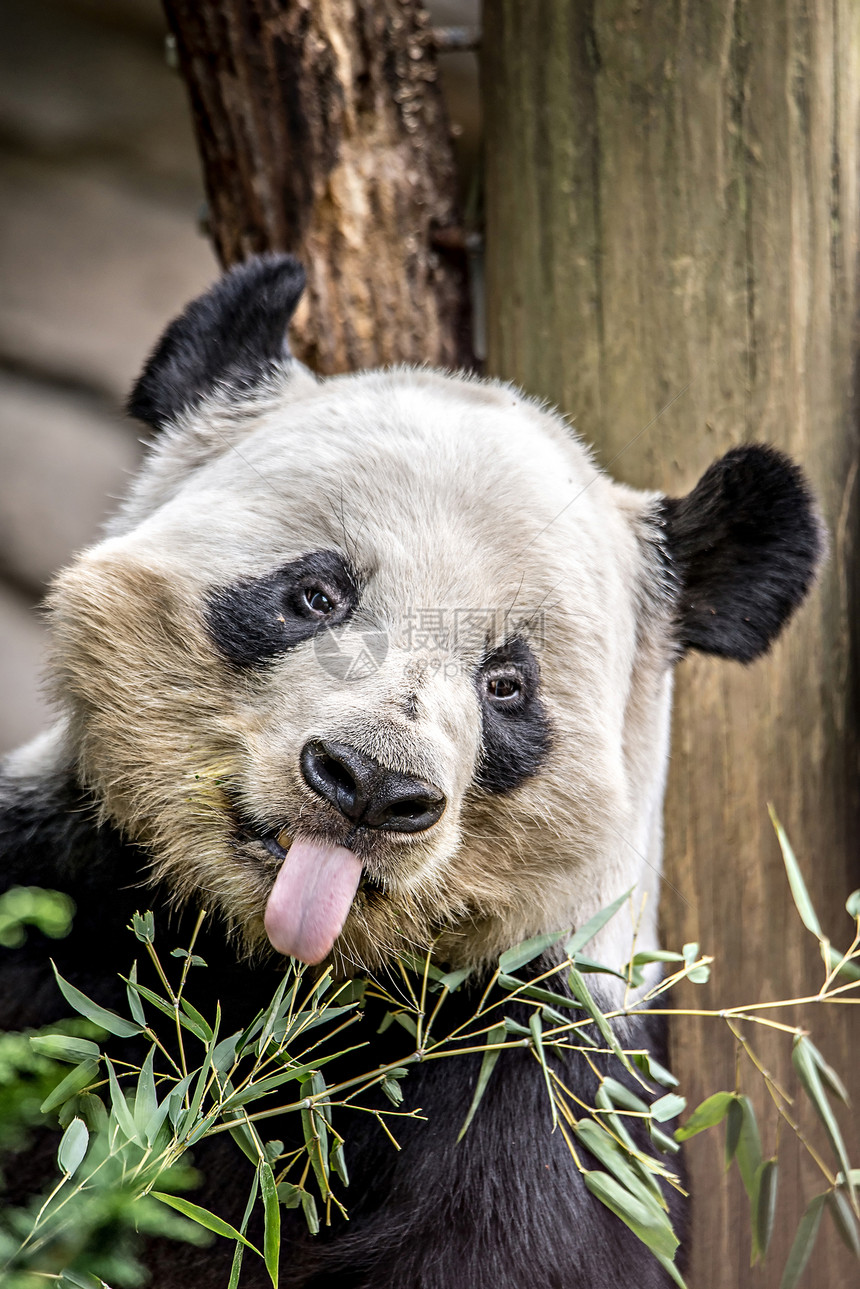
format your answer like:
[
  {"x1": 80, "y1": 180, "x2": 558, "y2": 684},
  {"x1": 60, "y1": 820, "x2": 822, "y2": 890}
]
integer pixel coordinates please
[
  {"x1": 205, "y1": 550, "x2": 359, "y2": 668},
  {"x1": 474, "y1": 636, "x2": 552, "y2": 794}
]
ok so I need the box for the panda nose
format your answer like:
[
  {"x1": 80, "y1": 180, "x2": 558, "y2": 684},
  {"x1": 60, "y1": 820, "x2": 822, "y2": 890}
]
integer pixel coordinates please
[{"x1": 300, "y1": 739, "x2": 445, "y2": 833}]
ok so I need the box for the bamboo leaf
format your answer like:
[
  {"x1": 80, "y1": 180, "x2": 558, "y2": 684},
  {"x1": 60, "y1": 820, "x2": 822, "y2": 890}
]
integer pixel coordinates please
[
  {"x1": 301, "y1": 1190, "x2": 319, "y2": 1236},
  {"x1": 30, "y1": 1034, "x2": 100, "y2": 1064},
  {"x1": 105, "y1": 1056, "x2": 140, "y2": 1143},
  {"x1": 130, "y1": 910, "x2": 155, "y2": 943},
  {"x1": 260, "y1": 1161, "x2": 280, "y2": 1287},
  {"x1": 633, "y1": 1051, "x2": 679, "y2": 1088},
  {"x1": 792, "y1": 1036, "x2": 854, "y2": 1206},
  {"x1": 769, "y1": 807, "x2": 824, "y2": 940},
  {"x1": 827, "y1": 1188, "x2": 860, "y2": 1257},
  {"x1": 133, "y1": 1047, "x2": 158, "y2": 1133},
  {"x1": 675, "y1": 1093, "x2": 737, "y2": 1144},
  {"x1": 651, "y1": 1093, "x2": 686, "y2": 1124},
  {"x1": 227, "y1": 1166, "x2": 260, "y2": 1289},
  {"x1": 499, "y1": 929, "x2": 567, "y2": 974},
  {"x1": 583, "y1": 1169, "x2": 679, "y2": 1262},
  {"x1": 529, "y1": 1011, "x2": 557, "y2": 1128},
  {"x1": 458, "y1": 1022, "x2": 508, "y2": 1140},
  {"x1": 803, "y1": 1038, "x2": 850, "y2": 1105},
  {"x1": 780, "y1": 1192, "x2": 826, "y2": 1289},
  {"x1": 753, "y1": 1158, "x2": 778, "y2": 1263},
  {"x1": 51, "y1": 961, "x2": 141, "y2": 1037},
  {"x1": 846, "y1": 891, "x2": 860, "y2": 919},
  {"x1": 40, "y1": 1058, "x2": 100, "y2": 1115},
  {"x1": 565, "y1": 888, "x2": 633, "y2": 957},
  {"x1": 568, "y1": 966, "x2": 633, "y2": 1073},
  {"x1": 574, "y1": 1120, "x2": 665, "y2": 1210},
  {"x1": 57, "y1": 1117, "x2": 89, "y2": 1177},
  {"x1": 734, "y1": 1096, "x2": 763, "y2": 1200},
  {"x1": 151, "y1": 1193, "x2": 262, "y2": 1253},
  {"x1": 180, "y1": 997, "x2": 213, "y2": 1042},
  {"x1": 725, "y1": 1096, "x2": 743, "y2": 1167},
  {"x1": 126, "y1": 960, "x2": 146, "y2": 1025}
]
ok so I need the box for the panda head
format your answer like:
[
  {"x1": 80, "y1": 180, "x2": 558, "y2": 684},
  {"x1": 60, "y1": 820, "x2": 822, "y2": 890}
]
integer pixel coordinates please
[{"x1": 47, "y1": 255, "x2": 824, "y2": 974}]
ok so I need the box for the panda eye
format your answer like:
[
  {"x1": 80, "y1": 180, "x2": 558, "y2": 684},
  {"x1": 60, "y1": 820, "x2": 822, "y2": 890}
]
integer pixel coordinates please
[
  {"x1": 303, "y1": 587, "x2": 336, "y2": 616},
  {"x1": 485, "y1": 674, "x2": 521, "y2": 702}
]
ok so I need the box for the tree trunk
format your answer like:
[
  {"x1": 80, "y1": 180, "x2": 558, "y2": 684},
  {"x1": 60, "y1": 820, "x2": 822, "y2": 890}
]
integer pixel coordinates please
[
  {"x1": 483, "y1": 4, "x2": 860, "y2": 1287},
  {"x1": 162, "y1": 0, "x2": 471, "y2": 372}
]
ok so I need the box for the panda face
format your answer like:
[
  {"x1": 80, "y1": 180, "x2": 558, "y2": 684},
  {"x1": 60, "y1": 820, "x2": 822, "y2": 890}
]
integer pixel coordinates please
[{"x1": 47, "y1": 257, "x2": 823, "y2": 977}]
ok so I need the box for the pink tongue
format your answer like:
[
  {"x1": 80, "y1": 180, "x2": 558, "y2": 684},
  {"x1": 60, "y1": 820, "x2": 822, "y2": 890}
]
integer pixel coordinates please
[{"x1": 264, "y1": 836, "x2": 363, "y2": 964}]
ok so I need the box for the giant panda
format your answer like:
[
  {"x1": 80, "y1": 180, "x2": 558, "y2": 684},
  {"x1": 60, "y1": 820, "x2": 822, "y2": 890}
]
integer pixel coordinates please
[{"x1": 0, "y1": 255, "x2": 823, "y2": 1288}]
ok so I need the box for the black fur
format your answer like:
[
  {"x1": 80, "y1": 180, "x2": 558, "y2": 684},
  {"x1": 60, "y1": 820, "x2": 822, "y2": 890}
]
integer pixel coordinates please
[
  {"x1": 127, "y1": 254, "x2": 306, "y2": 430},
  {"x1": 661, "y1": 444, "x2": 824, "y2": 662},
  {"x1": 475, "y1": 637, "x2": 552, "y2": 793},
  {"x1": 0, "y1": 769, "x2": 682, "y2": 1288},
  {"x1": 205, "y1": 550, "x2": 360, "y2": 668}
]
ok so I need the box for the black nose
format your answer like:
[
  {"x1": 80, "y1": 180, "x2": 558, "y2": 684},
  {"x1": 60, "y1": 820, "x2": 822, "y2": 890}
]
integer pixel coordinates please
[{"x1": 300, "y1": 739, "x2": 445, "y2": 833}]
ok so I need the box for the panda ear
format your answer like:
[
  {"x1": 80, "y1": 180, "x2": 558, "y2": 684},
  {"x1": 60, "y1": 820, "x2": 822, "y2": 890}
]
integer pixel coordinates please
[
  {"x1": 660, "y1": 444, "x2": 825, "y2": 663},
  {"x1": 127, "y1": 254, "x2": 306, "y2": 431}
]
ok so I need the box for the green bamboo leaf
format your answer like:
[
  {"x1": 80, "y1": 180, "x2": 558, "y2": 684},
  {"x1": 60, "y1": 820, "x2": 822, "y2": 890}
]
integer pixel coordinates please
[
  {"x1": 792, "y1": 1037, "x2": 854, "y2": 1205},
  {"x1": 105, "y1": 1056, "x2": 140, "y2": 1143},
  {"x1": 57, "y1": 1116, "x2": 89, "y2": 1177},
  {"x1": 565, "y1": 887, "x2": 633, "y2": 957},
  {"x1": 260, "y1": 1161, "x2": 280, "y2": 1287},
  {"x1": 568, "y1": 966, "x2": 633, "y2": 1073},
  {"x1": 301, "y1": 1190, "x2": 319, "y2": 1236},
  {"x1": 126, "y1": 960, "x2": 146, "y2": 1025},
  {"x1": 583, "y1": 1169, "x2": 679, "y2": 1261},
  {"x1": 277, "y1": 1183, "x2": 303, "y2": 1209},
  {"x1": 30, "y1": 1034, "x2": 100, "y2": 1064},
  {"x1": 180, "y1": 996, "x2": 213, "y2": 1041},
  {"x1": 827, "y1": 948, "x2": 860, "y2": 982},
  {"x1": 458, "y1": 1022, "x2": 508, "y2": 1140},
  {"x1": 134, "y1": 1047, "x2": 157, "y2": 1133},
  {"x1": 152, "y1": 1192, "x2": 262, "y2": 1253},
  {"x1": 40, "y1": 1058, "x2": 100, "y2": 1114},
  {"x1": 436, "y1": 966, "x2": 471, "y2": 993},
  {"x1": 735, "y1": 1096, "x2": 763, "y2": 1200},
  {"x1": 330, "y1": 1135, "x2": 349, "y2": 1186},
  {"x1": 651, "y1": 1093, "x2": 686, "y2": 1124},
  {"x1": 633, "y1": 1051, "x2": 679, "y2": 1089},
  {"x1": 654, "y1": 1250, "x2": 688, "y2": 1288},
  {"x1": 51, "y1": 961, "x2": 141, "y2": 1037},
  {"x1": 144, "y1": 1094, "x2": 173, "y2": 1147},
  {"x1": 675, "y1": 1093, "x2": 737, "y2": 1144},
  {"x1": 123, "y1": 976, "x2": 176, "y2": 1022},
  {"x1": 846, "y1": 891, "x2": 860, "y2": 919},
  {"x1": 780, "y1": 1192, "x2": 826, "y2": 1289},
  {"x1": 227, "y1": 1166, "x2": 260, "y2": 1289},
  {"x1": 769, "y1": 806, "x2": 824, "y2": 940},
  {"x1": 631, "y1": 950, "x2": 685, "y2": 966},
  {"x1": 571, "y1": 955, "x2": 628, "y2": 980},
  {"x1": 827, "y1": 1188, "x2": 860, "y2": 1257},
  {"x1": 499, "y1": 929, "x2": 567, "y2": 974},
  {"x1": 753, "y1": 1158, "x2": 778, "y2": 1263},
  {"x1": 803, "y1": 1039, "x2": 850, "y2": 1105},
  {"x1": 601, "y1": 1077, "x2": 649, "y2": 1114},
  {"x1": 529, "y1": 1011, "x2": 557, "y2": 1128},
  {"x1": 574, "y1": 1120, "x2": 666, "y2": 1210},
  {"x1": 130, "y1": 910, "x2": 155, "y2": 943},
  {"x1": 725, "y1": 1096, "x2": 743, "y2": 1167}
]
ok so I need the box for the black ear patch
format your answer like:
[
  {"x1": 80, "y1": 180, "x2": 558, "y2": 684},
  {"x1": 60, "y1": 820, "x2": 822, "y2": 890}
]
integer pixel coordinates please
[
  {"x1": 127, "y1": 253, "x2": 306, "y2": 430},
  {"x1": 660, "y1": 444, "x2": 824, "y2": 663}
]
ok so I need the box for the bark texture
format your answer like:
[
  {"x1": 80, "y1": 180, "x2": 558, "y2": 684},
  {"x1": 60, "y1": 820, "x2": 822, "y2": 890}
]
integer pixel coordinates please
[
  {"x1": 162, "y1": 0, "x2": 470, "y2": 372},
  {"x1": 484, "y1": 3, "x2": 860, "y2": 1286}
]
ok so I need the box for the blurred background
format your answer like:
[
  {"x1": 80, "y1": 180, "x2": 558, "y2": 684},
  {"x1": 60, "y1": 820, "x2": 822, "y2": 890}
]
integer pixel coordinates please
[{"x1": 0, "y1": 0, "x2": 479, "y2": 756}]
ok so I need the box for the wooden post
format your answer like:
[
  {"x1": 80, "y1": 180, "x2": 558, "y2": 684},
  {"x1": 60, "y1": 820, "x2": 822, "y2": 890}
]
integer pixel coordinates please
[
  {"x1": 162, "y1": 0, "x2": 471, "y2": 372},
  {"x1": 483, "y1": 3, "x2": 860, "y2": 1285}
]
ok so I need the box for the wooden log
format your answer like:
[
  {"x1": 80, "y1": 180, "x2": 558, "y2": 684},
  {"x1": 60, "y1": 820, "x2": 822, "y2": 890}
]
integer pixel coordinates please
[
  {"x1": 162, "y1": 0, "x2": 471, "y2": 372},
  {"x1": 483, "y1": 3, "x2": 860, "y2": 1285}
]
